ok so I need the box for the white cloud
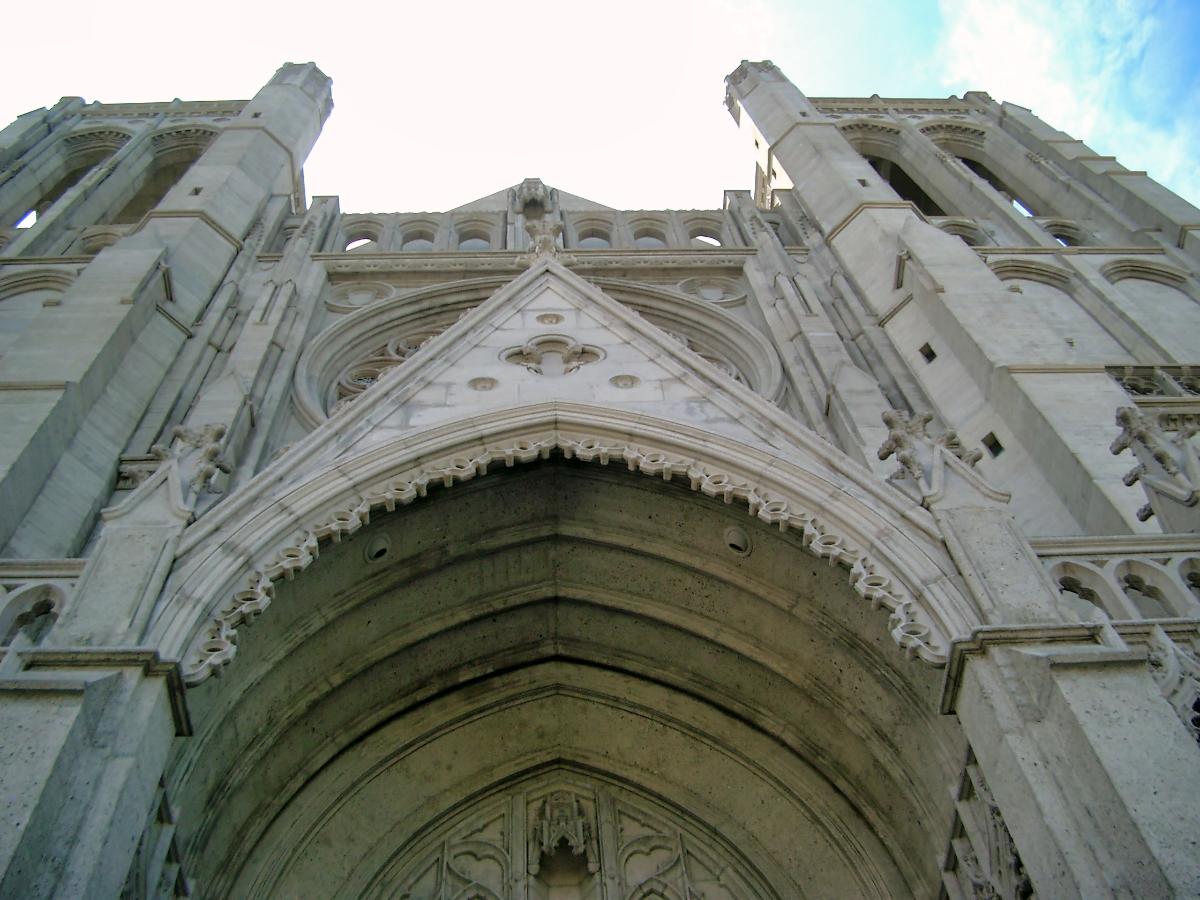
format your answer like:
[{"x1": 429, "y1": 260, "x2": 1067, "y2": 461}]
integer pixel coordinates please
[{"x1": 936, "y1": 0, "x2": 1200, "y2": 207}]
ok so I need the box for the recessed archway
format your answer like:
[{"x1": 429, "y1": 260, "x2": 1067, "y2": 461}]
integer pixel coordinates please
[{"x1": 168, "y1": 461, "x2": 965, "y2": 897}]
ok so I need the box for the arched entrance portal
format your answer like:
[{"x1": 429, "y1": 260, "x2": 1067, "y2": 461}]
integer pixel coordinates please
[{"x1": 169, "y1": 460, "x2": 965, "y2": 897}]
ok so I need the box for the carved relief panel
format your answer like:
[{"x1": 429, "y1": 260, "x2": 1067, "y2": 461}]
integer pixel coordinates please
[{"x1": 384, "y1": 771, "x2": 775, "y2": 899}]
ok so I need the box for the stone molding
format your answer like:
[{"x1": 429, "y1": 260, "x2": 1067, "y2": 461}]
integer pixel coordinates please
[
  {"x1": 826, "y1": 201, "x2": 927, "y2": 243},
  {"x1": 170, "y1": 409, "x2": 973, "y2": 685},
  {"x1": 10, "y1": 647, "x2": 192, "y2": 735},
  {"x1": 938, "y1": 619, "x2": 1200, "y2": 715},
  {"x1": 300, "y1": 272, "x2": 783, "y2": 424},
  {"x1": 314, "y1": 248, "x2": 756, "y2": 276}
]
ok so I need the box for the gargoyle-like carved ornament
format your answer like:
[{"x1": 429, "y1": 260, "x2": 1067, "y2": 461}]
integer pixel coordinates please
[
  {"x1": 181, "y1": 431, "x2": 947, "y2": 685},
  {"x1": 525, "y1": 216, "x2": 563, "y2": 257},
  {"x1": 152, "y1": 423, "x2": 232, "y2": 496},
  {"x1": 878, "y1": 410, "x2": 1008, "y2": 509},
  {"x1": 1111, "y1": 406, "x2": 1200, "y2": 532}
]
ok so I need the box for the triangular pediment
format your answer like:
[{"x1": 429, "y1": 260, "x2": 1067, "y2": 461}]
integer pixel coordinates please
[{"x1": 288, "y1": 258, "x2": 832, "y2": 475}]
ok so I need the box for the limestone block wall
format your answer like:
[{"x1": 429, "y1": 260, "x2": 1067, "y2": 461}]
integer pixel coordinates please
[
  {"x1": 0, "y1": 59, "x2": 1197, "y2": 900},
  {"x1": 726, "y1": 59, "x2": 1200, "y2": 537}
]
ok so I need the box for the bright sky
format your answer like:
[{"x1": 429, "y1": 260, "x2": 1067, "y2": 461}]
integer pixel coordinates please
[{"x1": 4, "y1": 0, "x2": 1198, "y2": 214}]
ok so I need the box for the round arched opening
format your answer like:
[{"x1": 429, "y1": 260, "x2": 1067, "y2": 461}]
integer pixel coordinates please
[
  {"x1": 576, "y1": 227, "x2": 611, "y2": 249},
  {"x1": 633, "y1": 228, "x2": 667, "y2": 249},
  {"x1": 400, "y1": 229, "x2": 435, "y2": 251},
  {"x1": 457, "y1": 231, "x2": 491, "y2": 251}
]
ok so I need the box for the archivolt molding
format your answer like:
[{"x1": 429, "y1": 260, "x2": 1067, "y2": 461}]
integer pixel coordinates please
[
  {"x1": 165, "y1": 408, "x2": 969, "y2": 686},
  {"x1": 837, "y1": 120, "x2": 902, "y2": 157},
  {"x1": 987, "y1": 257, "x2": 1073, "y2": 289},
  {"x1": 61, "y1": 127, "x2": 132, "y2": 161},
  {"x1": 918, "y1": 120, "x2": 987, "y2": 153},
  {"x1": 149, "y1": 126, "x2": 217, "y2": 157},
  {"x1": 1099, "y1": 258, "x2": 1190, "y2": 288},
  {"x1": 0, "y1": 268, "x2": 76, "y2": 302}
]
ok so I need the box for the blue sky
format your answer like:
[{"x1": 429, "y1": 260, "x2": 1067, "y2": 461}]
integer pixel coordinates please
[{"x1": 3, "y1": 0, "x2": 1198, "y2": 213}]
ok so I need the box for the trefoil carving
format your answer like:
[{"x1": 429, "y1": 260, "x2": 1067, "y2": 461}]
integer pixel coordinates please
[{"x1": 502, "y1": 334, "x2": 603, "y2": 376}]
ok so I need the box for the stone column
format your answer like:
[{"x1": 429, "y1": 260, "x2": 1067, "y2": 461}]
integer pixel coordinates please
[
  {"x1": 876, "y1": 412, "x2": 1200, "y2": 896},
  {"x1": 727, "y1": 190, "x2": 894, "y2": 472},
  {"x1": 945, "y1": 633, "x2": 1200, "y2": 898},
  {"x1": 0, "y1": 646, "x2": 189, "y2": 898},
  {"x1": 0, "y1": 63, "x2": 332, "y2": 558}
]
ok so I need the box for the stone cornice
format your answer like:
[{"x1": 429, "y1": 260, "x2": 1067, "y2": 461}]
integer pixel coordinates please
[
  {"x1": 939, "y1": 619, "x2": 1200, "y2": 714},
  {"x1": 10, "y1": 647, "x2": 192, "y2": 735},
  {"x1": 312, "y1": 248, "x2": 757, "y2": 275},
  {"x1": 1030, "y1": 534, "x2": 1200, "y2": 556},
  {"x1": 975, "y1": 246, "x2": 1169, "y2": 255},
  {"x1": 134, "y1": 209, "x2": 243, "y2": 252},
  {"x1": 827, "y1": 202, "x2": 926, "y2": 244}
]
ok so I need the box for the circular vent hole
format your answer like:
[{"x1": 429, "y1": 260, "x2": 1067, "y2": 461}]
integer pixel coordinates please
[
  {"x1": 363, "y1": 533, "x2": 392, "y2": 563},
  {"x1": 723, "y1": 526, "x2": 751, "y2": 557}
]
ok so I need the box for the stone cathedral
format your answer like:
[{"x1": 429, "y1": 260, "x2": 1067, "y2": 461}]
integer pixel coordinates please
[{"x1": 0, "y1": 57, "x2": 1197, "y2": 898}]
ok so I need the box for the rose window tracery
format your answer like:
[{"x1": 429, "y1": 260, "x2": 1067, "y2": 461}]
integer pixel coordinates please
[
  {"x1": 331, "y1": 330, "x2": 447, "y2": 411},
  {"x1": 658, "y1": 327, "x2": 747, "y2": 385}
]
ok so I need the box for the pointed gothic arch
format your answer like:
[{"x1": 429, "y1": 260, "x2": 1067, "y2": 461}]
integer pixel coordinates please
[
  {"x1": 157, "y1": 428, "x2": 971, "y2": 897},
  {"x1": 153, "y1": 402, "x2": 974, "y2": 677}
]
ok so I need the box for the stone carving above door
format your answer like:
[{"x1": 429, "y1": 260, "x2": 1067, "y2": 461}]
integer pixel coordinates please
[
  {"x1": 502, "y1": 333, "x2": 604, "y2": 377},
  {"x1": 382, "y1": 770, "x2": 777, "y2": 899}
]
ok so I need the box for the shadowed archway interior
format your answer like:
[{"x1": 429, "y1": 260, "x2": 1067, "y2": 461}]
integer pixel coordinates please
[{"x1": 170, "y1": 460, "x2": 964, "y2": 898}]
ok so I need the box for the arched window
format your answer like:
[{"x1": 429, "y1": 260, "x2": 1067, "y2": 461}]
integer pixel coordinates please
[
  {"x1": 865, "y1": 156, "x2": 946, "y2": 216},
  {"x1": 576, "y1": 227, "x2": 611, "y2": 249},
  {"x1": 9, "y1": 129, "x2": 130, "y2": 228},
  {"x1": 958, "y1": 157, "x2": 1039, "y2": 216},
  {"x1": 457, "y1": 231, "x2": 490, "y2": 251},
  {"x1": 688, "y1": 225, "x2": 723, "y2": 248},
  {"x1": 400, "y1": 229, "x2": 434, "y2": 251},
  {"x1": 342, "y1": 219, "x2": 384, "y2": 252},
  {"x1": 631, "y1": 225, "x2": 667, "y2": 249},
  {"x1": 110, "y1": 128, "x2": 215, "y2": 224}
]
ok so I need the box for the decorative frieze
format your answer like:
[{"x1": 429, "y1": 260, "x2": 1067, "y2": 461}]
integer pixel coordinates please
[{"x1": 1035, "y1": 536, "x2": 1200, "y2": 620}]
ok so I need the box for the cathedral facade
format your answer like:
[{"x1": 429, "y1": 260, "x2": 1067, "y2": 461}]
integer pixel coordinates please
[{"x1": 0, "y1": 59, "x2": 1197, "y2": 897}]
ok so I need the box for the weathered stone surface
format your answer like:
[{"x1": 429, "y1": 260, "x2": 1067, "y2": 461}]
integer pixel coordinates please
[{"x1": 0, "y1": 59, "x2": 1197, "y2": 899}]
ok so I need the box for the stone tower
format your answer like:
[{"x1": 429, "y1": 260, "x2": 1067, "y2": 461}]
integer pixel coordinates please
[{"x1": 0, "y1": 59, "x2": 1197, "y2": 897}]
